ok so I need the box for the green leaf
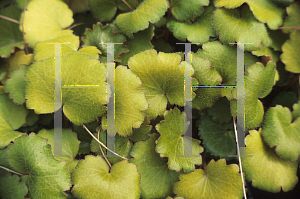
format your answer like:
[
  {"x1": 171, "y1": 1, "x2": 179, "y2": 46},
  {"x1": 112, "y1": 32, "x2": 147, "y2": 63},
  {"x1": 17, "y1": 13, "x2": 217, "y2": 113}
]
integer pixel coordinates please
[
  {"x1": 115, "y1": 0, "x2": 169, "y2": 37},
  {"x1": 120, "y1": 24, "x2": 154, "y2": 66},
  {"x1": 0, "y1": 94, "x2": 27, "y2": 148},
  {"x1": 25, "y1": 53, "x2": 110, "y2": 125},
  {"x1": 7, "y1": 133, "x2": 71, "y2": 198},
  {"x1": 128, "y1": 116, "x2": 151, "y2": 142},
  {"x1": 282, "y1": 2, "x2": 300, "y2": 34},
  {"x1": 268, "y1": 30, "x2": 289, "y2": 51},
  {"x1": 73, "y1": 121, "x2": 98, "y2": 154},
  {"x1": 91, "y1": 130, "x2": 133, "y2": 165},
  {"x1": 252, "y1": 46, "x2": 280, "y2": 63},
  {"x1": 262, "y1": 105, "x2": 300, "y2": 161},
  {"x1": 271, "y1": 91, "x2": 298, "y2": 110},
  {"x1": 65, "y1": 0, "x2": 89, "y2": 13},
  {"x1": 169, "y1": 0, "x2": 209, "y2": 20},
  {"x1": 0, "y1": 148, "x2": 13, "y2": 177},
  {"x1": 0, "y1": 175, "x2": 28, "y2": 199},
  {"x1": 167, "y1": 5, "x2": 215, "y2": 43},
  {"x1": 292, "y1": 100, "x2": 300, "y2": 120},
  {"x1": 207, "y1": 97, "x2": 233, "y2": 124},
  {"x1": 72, "y1": 156, "x2": 141, "y2": 199},
  {"x1": 0, "y1": 5, "x2": 24, "y2": 58},
  {"x1": 173, "y1": 159, "x2": 244, "y2": 199},
  {"x1": 155, "y1": 108, "x2": 203, "y2": 172},
  {"x1": 20, "y1": 0, "x2": 74, "y2": 48},
  {"x1": 214, "y1": 0, "x2": 285, "y2": 30},
  {"x1": 245, "y1": 61, "x2": 276, "y2": 129},
  {"x1": 129, "y1": 133, "x2": 183, "y2": 198},
  {"x1": 37, "y1": 128, "x2": 80, "y2": 172},
  {"x1": 241, "y1": 129, "x2": 299, "y2": 192},
  {"x1": 213, "y1": 6, "x2": 272, "y2": 51},
  {"x1": 128, "y1": 49, "x2": 196, "y2": 119},
  {"x1": 281, "y1": 30, "x2": 300, "y2": 73},
  {"x1": 82, "y1": 22, "x2": 127, "y2": 62}
]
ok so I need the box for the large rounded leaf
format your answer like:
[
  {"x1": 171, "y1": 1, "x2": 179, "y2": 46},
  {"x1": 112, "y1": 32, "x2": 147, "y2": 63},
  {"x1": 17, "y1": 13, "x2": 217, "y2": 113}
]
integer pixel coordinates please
[{"x1": 281, "y1": 30, "x2": 300, "y2": 73}]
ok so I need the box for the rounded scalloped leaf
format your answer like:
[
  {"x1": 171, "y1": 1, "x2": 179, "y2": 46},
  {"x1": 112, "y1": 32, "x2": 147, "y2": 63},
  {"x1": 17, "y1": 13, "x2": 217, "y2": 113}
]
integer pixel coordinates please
[
  {"x1": 213, "y1": 6, "x2": 272, "y2": 51},
  {"x1": 91, "y1": 131, "x2": 133, "y2": 165},
  {"x1": 25, "y1": 53, "x2": 110, "y2": 125},
  {"x1": 213, "y1": 0, "x2": 285, "y2": 30},
  {"x1": 4, "y1": 65, "x2": 27, "y2": 104},
  {"x1": 262, "y1": 105, "x2": 300, "y2": 161},
  {"x1": 37, "y1": 128, "x2": 80, "y2": 172},
  {"x1": 241, "y1": 129, "x2": 298, "y2": 192},
  {"x1": 0, "y1": 5, "x2": 24, "y2": 58},
  {"x1": 198, "y1": 115, "x2": 236, "y2": 158},
  {"x1": 129, "y1": 133, "x2": 183, "y2": 199},
  {"x1": 282, "y1": 2, "x2": 300, "y2": 34},
  {"x1": 0, "y1": 94, "x2": 27, "y2": 149},
  {"x1": 20, "y1": 0, "x2": 74, "y2": 48},
  {"x1": 72, "y1": 156, "x2": 141, "y2": 199},
  {"x1": 88, "y1": 0, "x2": 139, "y2": 22},
  {"x1": 169, "y1": 0, "x2": 209, "y2": 21},
  {"x1": 174, "y1": 159, "x2": 244, "y2": 199},
  {"x1": 207, "y1": 97, "x2": 233, "y2": 124},
  {"x1": 0, "y1": 175, "x2": 28, "y2": 199},
  {"x1": 128, "y1": 49, "x2": 196, "y2": 119},
  {"x1": 245, "y1": 61, "x2": 276, "y2": 129},
  {"x1": 167, "y1": 5, "x2": 215, "y2": 44},
  {"x1": 114, "y1": 0, "x2": 169, "y2": 37},
  {"x1": 281, "y1": 30, "x2": 300, "y2": 73},
  {"x1": 114, "y1": 65, "x2": 148, "y2": 136},
  {"x1": 129, "y1": 116, "x2": 151, "y2": 142},
  {"x1": 155, "y1": 108, "x2": 203, "y2": 173},
  {"x1": 7, "y1": 133, "x2": 71, "y2": 198},
  {"x1": 82, "y1": 22, "x2": 127, "y2": 62},
  {"x1": 292, "y1": 100, "x2": 300, "y2": 120}
]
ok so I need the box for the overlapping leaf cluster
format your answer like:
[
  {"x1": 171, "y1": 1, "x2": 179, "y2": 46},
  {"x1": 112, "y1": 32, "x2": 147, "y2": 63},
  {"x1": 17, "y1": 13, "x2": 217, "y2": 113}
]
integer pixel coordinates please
[{"x1": 0, "y1": 0, "x2": 299, "y2": 198}]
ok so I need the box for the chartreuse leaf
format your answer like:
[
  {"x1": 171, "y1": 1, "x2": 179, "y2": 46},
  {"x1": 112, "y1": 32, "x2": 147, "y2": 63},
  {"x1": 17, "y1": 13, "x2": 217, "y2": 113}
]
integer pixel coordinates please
[
  {"x1": 129, "y1": 133, "x2": 183, "y2": 199},
  {"x1": 213, "y1": 6, "x2": 272, "y2": 51},
  {"x1": 282, "y1": 2, "x2": 300, "y2": 34},
  {"x1": 0, "y1": 175, "x2": 28, "y2": 199},
  {"x1": 292, "y1": 100, "x2": 300, "y2": 120},
  {"x1": 91, "y1": 130, "x2": 133, "y2": 165},
  {"x1": 4, "y1": 65, "x2": 27, "y2": 104},
  {"x1": 88, "y1": 0, "x2": 139, "y2": 22},
  {"x1": 262, "y1": 105, "x2": 300, "y2": 161},
  {"x1": 0, "y1": 5, "x2": 24, "y2": 58},
  {"x1": 20, "y1": 0, "x2": 74, "y2": 48},
  {"x1": 82, "y1": 22, "x2": 127, "y2": 62},
  {"x1": 245, "y1": 61, "x2": 275, "y2": 129},
  {"x1": 115, "y1": 0, "x2": 169, "y2": 37},
  {"x1": 167, "y1": 5, "x2": 215, "y2": 43},
  {"x1": 25, "y1": 53, "x2": 110, "y2": 125},
  {"x1": 34, "y1": 35, "x2": 80, "y2": 62},
  {"x1": 174, "y1": 159, "x2": 244, "y2": 199},
  {"x1": 214, "y1": 0, "x2": 285, "y2": 30},
  {"x1": 37, "y1": 129, "x2": 80, "y2": 172},
  {"x1": 1, "y1": 50, "x2": 33, "y2": 84},
  {"x1": 155, "y1": 108, "x2": 203, "y2": 172},
  {"x1": 281, "y1": 30, "x2": 300, "y2": 73},
  {"x1": 120, "y1": 24, "x2": 154, "y2": 66},
  {"x1": 191, "y1": 53, "x2": 222, "y2": 109},
  {"x1": 252, "y1": 46, "x2": 280, "y2": 63},
  {"x1": 128, "y1": 49, "x2": 196, "y2": 119},
  {"x1": 72, "y1": 156, "x2": 141, "y2": 199},
  {"x1": 169, "y1": 0, "x2": 209, "y2": 20},
  {"x1": 113, "y1": 65, "x2": 148, "y2": 136},
  {"x1": 241, "y1": 129, "x2": 298, "y2": 192},
  {"x1": 0, "y1": 94, "x2": 27, "y2": 148},
  {"x1": 7, "y1": 133, "x2": 71, "y2": 198}
]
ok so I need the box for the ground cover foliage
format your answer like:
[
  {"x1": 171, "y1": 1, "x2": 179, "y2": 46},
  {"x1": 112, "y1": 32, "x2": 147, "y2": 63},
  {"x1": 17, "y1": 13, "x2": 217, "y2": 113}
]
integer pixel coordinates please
[{"x1": 0, "y1": 0, "x2": 300, "y2": 198}]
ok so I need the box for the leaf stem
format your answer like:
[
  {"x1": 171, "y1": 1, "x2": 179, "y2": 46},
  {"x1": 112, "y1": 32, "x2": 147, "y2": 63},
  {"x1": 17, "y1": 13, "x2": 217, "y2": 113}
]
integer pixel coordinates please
[
  {"x1": 0, "y1": 166, "x2": 23, "y2": 176},
  {"x1": 67, "y1": 22, "x2": 87, "y2": 30},
  {"x1": 278, "y1": 26, "x2": 300, "y2": 30},
  {"x1": 82, "y1": 124, "x2": 128, "y2": 160},
  {"x1": 21, "y1": 0, "x2": 29, "y2": 55},
  {"x1": 97, "y1": 127, "x2": 112, "y2": 168},
  {"x1": 122, "y1": 0, "x2": 133, "y2": 11},
  {"x1": 0, "y1": 15, "x2": 19, "y2": 24},
  {"x1": 233, "y1": 117, "x2": 247, "y2": 199}
]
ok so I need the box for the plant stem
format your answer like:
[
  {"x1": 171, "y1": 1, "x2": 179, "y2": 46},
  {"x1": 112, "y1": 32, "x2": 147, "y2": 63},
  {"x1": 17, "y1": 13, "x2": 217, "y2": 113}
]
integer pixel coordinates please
[
  {"x1": 21, "y1": 0, "x2": 29, "y2": 55},
  {"x1": 0, "y1": 15, "x2": 19, "y2": 24},
  {"x1": 0, "y1": 166, "x2": 23, "y2": 176},
  {"x1": 122, "y1": 0, "x2": 133, "y2": 11},
  {"x1": 278, "y1": 26, "x2": 300, "y2": 30},
  {"x1": 97, "y1": 127, "x2": 112, "y2": 168},
  {"x1": 82, "y1": 124, "x2": 128, "y2": 160},
  {"x1": 67, "y1": 22, "x2": 87, "y2": 30}
]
